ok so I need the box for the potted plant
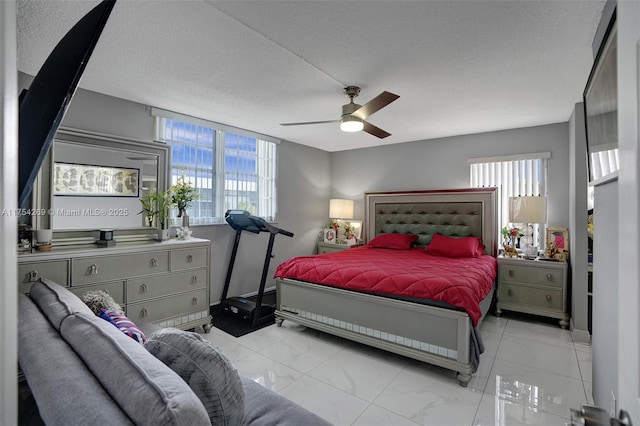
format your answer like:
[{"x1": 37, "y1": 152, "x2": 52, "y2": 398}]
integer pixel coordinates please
[
  {"x1": 139, "y1": 189, "x2": 174, "y2": 240},
  {"x1": 171, "y1": 173, "x2": 199, "y2": 227}
]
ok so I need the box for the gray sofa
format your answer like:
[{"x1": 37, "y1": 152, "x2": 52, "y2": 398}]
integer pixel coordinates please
[{"x1": 18, "y1": 278, "x2": 330, "y2": 426}]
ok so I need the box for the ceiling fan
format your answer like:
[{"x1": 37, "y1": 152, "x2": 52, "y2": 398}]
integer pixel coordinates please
[{"x1": 280, "y1": 86, "x2": 400, "y2": 139}]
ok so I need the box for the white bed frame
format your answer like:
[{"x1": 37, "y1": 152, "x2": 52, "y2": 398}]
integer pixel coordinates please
[{"x1": 275, "y1": 188, "x2": 498, "y2": 386}]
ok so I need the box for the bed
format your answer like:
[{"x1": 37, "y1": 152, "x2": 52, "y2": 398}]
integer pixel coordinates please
[{"x1": 274, "y1": 188, "x2": 498, "y2": 386}]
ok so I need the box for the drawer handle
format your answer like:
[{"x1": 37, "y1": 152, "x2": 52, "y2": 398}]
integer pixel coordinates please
[
  {"x1": 90, "y1": 264, "x2": 99, "y2": 275},
  {"x1": 140, "y1": 308, "x2": 148, "y2": 318},
  {"x1": 508, "y1": 270, "x2": 514, "y2": 277},
  {"x1": 507, "y1": 288, "x2": 512, "y2": 297},
  {"x1": 191, "y1": 275, "x2": 198, "y2": 284},
  {"x1": 140, "y1": 283, "x2": 148, "y2": 293},
  {"x1": 546, "y1": 273, "x2": 553, "y2": 281},
  {"x1": 28, "y1": 270, "x2": 39, "y2": 282},
  {"x1": 187, "y1": 254, "x2": 193, "y2": 263},
  {"x1": 546, "y1": 294, "x2": 552, "y2": 302},
  {"x1": 192, "y1": 297, "x2": 198, "y2": 305},
  {"x1": 150, "y1": 258, "x2": 158, "y2": 267}
]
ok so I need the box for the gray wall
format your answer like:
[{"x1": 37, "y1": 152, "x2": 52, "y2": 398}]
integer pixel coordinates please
[
  {"x1": 330, "y1": 122, "x2": 571, "y2": 231},
  {"x1": 19, "y1": 73, "x2": 331, "y2": 303}
]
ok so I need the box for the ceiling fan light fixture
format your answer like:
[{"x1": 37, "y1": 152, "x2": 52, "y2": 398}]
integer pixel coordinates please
[{"x1": 340, "y1": 115, "x2": 364, "y2": 132}]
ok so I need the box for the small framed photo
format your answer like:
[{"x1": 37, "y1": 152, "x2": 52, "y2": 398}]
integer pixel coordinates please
[
  {"x1": 546, "y1": 227, "x2": 569, "y2": 261},
  {"x1": 323, "y1": 228, "x2": 336, "y2": 243}
]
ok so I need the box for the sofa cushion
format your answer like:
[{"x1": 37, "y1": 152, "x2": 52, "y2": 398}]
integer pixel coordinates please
[
  {"x1": 18, "y1": 294, "x2": 133, "y2": 426},
  {"x1": 60, "y1": 312, "x2": 209, "y2": 426},
  {"x1": 145, "y1": 328, "x2": 245, "y2": 426},
  {"x1": 28, "y1": 278, "x2": 94, "y2": 330},
  {"x1": 240, "y1": 376, "x2": 331, "y2": 426}
]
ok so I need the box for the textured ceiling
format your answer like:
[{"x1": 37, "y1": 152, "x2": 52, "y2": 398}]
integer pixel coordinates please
[{"x1": 17, "y1": 0, "x2": 605, "y2": 152}]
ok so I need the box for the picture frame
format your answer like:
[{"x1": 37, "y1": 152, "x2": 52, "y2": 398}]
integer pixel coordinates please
[
  {"x1": 323, "y1": 228, "x2": 336, "y2": 243},
  {"x1": 53, "y1": 162, "x2": 140, "y2": 197},
  {"x1": 545, "y1": 227, "x2": 569, "y2": 261},
  {"x1": 583, "y1": 9, "x2": 618, "y2": 184}
]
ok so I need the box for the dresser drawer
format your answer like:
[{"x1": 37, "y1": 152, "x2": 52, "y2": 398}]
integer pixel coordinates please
[
  {"x1": 500, "y1": 264, "x2": 564, "y2": 288},
  {"x1": 72, "y1": 251, "x2": 170, "y2": 285},
  {"x1": 499, "y1": 283, "x2": 563, "y2": 310},
  {"x1": 127, "y1": 289, "x2": 208, "y2": 323},
  {"x1": 68, "y1": 281, "x2": 125, "y2": 305},
  {"x1": 170, "y1": 247, "x2": 208, "y2": 271},
  {"x1": 126, "y1": 268, "x2": 207, "y2": 303},
  {"x1": 18, "y1": 260, "x2": 69, "y2": 293}
]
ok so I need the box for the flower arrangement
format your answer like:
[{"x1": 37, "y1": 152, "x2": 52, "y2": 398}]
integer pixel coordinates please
[
  {"x1": 343, "y1": 222, "x2": 355, "y2": 240},
  {"x1": 171, "y1": 173, "x2": 199, "y2": 218},
  {"x1": 326, "y1": 219, "x2": 338, "y2": 230}
]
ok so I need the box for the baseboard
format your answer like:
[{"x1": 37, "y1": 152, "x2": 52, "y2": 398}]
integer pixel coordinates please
[{"x1": 571, "y1": 323, "x2": 591, "y2": 344}]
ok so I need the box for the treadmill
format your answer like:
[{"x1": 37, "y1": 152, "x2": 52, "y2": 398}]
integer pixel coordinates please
[{"x1": 220, "y1": 210, "x2": 294, "y2": 328}]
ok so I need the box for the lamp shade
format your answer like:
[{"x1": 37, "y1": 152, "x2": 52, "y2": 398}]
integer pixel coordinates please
[
  {"x1": 329, "y1": 199, "x2": 354, "y2": 219},
  {"x1": 509, "y1": 196, "x2": 547, "y2": 224}
]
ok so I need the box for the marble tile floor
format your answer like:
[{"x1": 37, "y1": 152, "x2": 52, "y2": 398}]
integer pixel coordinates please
[{"x1": 199, "y1": 314, "x2": 592, "y2": 426}]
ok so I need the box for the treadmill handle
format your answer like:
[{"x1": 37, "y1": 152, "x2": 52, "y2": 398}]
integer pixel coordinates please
[{"x1": 279, "y1": 229, "x2": 294, "y2": 238}]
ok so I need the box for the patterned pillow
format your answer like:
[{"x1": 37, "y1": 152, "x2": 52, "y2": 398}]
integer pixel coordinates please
[
  {"x1": 98, "y1": 309, "x2": 146, "y2": 343},
  {"x1": 144, "y1": 328, "x2": 245, "y2": 426}
]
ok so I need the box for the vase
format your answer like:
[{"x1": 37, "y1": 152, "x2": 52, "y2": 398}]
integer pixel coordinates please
[
  {"x1": 157, "y1": 228, "x2": 169, "y2": 241},
  {"x1": 181, "y1": 214, "x2": 189, "y2": 228}
]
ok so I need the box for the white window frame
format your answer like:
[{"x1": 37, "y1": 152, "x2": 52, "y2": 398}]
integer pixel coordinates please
[
  {"x1": 152, "y1": 108, "x2": 279, "y2": 224},
  {"x1": 469, "y1": 152, "x2": 550, "y2": 248}
]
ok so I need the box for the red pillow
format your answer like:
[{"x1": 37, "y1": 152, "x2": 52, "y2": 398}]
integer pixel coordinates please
[
  {"x1": 367, "y1": 233, "x2": 418, "y2": 250},
  {"x1": 424, "y1": 234, "x2": 481, "y2": 258}
]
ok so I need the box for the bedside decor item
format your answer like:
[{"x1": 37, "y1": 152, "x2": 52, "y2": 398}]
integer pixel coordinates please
[
  {"x1": 584, "y1": 10, "x2": 618, "y2": 184},
  {"x1": 328, "y1": 198, "x2": 355, "y2": 243},
  {"x1": 502, "y1": 243, "x2": 518, "y2": 258},
  {"x1": 323, "y1": 227, "x2": 336, "y2": 243},
  {"x1": 509, "y1": 196, "x2": 547, "y2": 259},
  {"x1": 545, "y1": 227, "x2": 569, "y2": 261}
]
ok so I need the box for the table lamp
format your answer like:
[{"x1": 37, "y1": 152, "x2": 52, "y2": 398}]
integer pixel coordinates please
[
  {"x1": 329, "y1": 199, "x2": 354, "y2": 243},
  {"x1": 509, "y1": 196, "x2": 547, "y2": 259}
]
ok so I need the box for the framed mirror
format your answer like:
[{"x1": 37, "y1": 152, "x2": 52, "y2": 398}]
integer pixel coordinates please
[{"x1": 33, "y1": 127, "x2": 169, "y2": 244}]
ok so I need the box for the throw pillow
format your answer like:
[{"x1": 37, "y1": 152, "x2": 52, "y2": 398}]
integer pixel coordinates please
[
  {"x1": 424, "y1": 233, "x2": 481, "y2": 258},
  {"x1": 99, "y1": 309, "x2": 146, "y2": 344},
  {"x1": 144, "y1": 328, "x2": 245, "y2": 426},
  {"x1": 367, "y1": 233, "x2": 418, "y2": 250}
]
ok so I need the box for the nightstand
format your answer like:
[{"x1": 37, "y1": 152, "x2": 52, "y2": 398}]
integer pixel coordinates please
[
  {"x1": 496, "y1": 256, "x2": 569, "y2": 328},
  {"x1": 317, "y1": 241, "x2": 362, "y2": 254}
]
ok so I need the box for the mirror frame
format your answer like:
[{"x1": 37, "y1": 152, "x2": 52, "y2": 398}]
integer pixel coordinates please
[{"x1": 33, "y1": 127, "x2": 170, "y2": 246}]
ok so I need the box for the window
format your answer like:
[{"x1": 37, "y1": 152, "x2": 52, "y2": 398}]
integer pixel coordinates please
[
  {"x1": 153, "y1": 109, "x2": 278, "y2": 224},
  {"x1": 469, "y1": 152, "x2": 550, "y2": 246}
]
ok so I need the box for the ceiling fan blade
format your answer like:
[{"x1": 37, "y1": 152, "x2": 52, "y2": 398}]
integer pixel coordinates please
[
  {"x1": 280, "y1": 120, "x2": 339, "y2": 126},
  {"x1": 352, "y1": 91, "x2": 400, "y2": 120},
  {"x1": 363, "y1": 121, "x2": 391, "y2": 139}
]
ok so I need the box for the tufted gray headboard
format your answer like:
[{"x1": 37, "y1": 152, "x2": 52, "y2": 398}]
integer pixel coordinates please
[{"x1": 364, "y1": 188, "x2": 498, "y2": 256}]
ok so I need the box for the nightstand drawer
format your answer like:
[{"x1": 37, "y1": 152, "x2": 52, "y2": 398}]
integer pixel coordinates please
[
  {"x1": 500, "y1": 264, "x2": 564, "y2": 288},
  {"x1": 500, "y1": 283, "x2": 563, "y2": 310}
]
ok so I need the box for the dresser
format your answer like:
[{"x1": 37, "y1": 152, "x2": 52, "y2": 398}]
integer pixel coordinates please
[
  {"x1": 496, "y1": 256, "x2": 569, "y2": 329},
  {"x1": 18, "y1": 238, "x2": 212, "y2": 332}
]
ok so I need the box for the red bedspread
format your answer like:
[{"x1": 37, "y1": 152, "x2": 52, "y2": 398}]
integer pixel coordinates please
[{"x1": 274, "y1": 246, "x2": 497, "y2": 326}]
